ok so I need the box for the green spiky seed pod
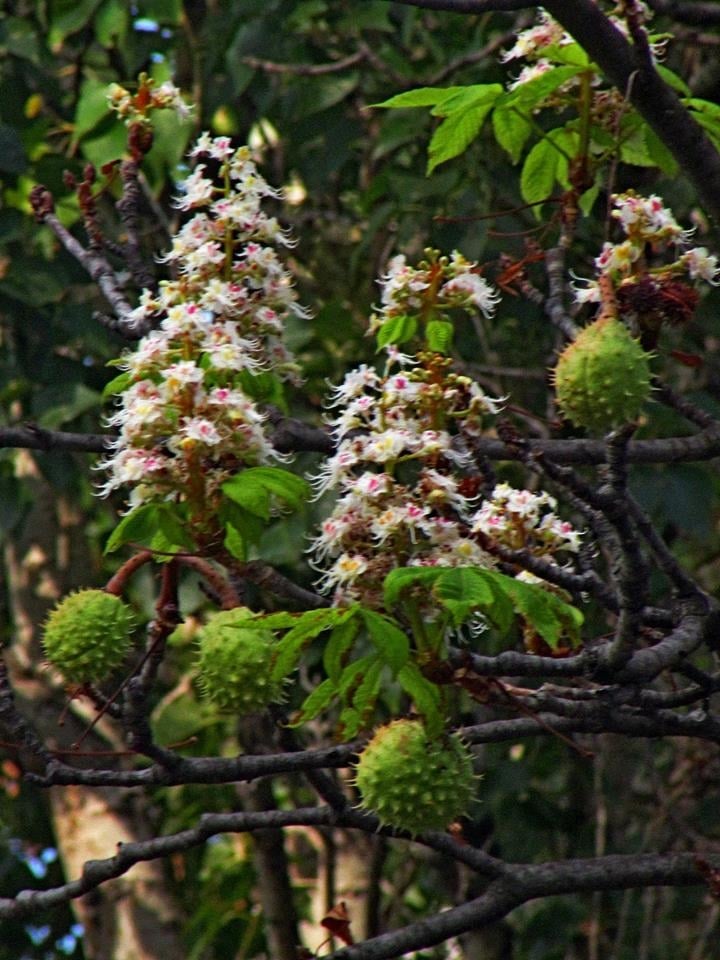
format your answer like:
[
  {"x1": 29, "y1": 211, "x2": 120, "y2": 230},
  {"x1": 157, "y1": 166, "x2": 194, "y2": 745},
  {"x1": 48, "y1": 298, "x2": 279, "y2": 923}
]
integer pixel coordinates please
[
  {"x1": 553, "y1": 317, "x2": 652, "y2": 433},
  {"x1": 196, "y1": 608, "x2": 282, "y2": 713},
  {"x1": 354, "y1": 719, "x2": 476, "y2": 834},
  {"x1": 43, "y1": 589, "x2": 134, "y2": 684}
]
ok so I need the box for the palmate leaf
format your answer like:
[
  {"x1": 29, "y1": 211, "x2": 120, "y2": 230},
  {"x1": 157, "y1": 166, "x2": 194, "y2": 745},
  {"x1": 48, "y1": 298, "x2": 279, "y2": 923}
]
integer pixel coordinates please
[
  {"x1": 383, "y1": 566, "x2": 442, "y2": 608},
  {"x1": 492, "y1": 104, "x2": 532, "y2": 164},
  {"x1": 360, "y1": 609, "x2": 409, "y2": 674},
  {"x1": 371, "y1": 86, "x2": 466, "y2": 110},
  {"x1": 432, "y1": 567, "x2": 514, "y2": 635},
  {"x1": 285, "y1": 606, "x2": 411, "y2": 738},
  {"x1": 383, "y1": 566, "x2": 583, "y2": 649},
  {"x1": 499, "y1": 576, "x2": 583, "y2": 649},
  {"x1": 271, "y1": 607, "x2": 355, "y2": 681},
  {"x1": 375, "y1": 314, "x2": 418, "y2": 350},
  {"x1": 289, "y1": 678, "x2": 336, "y2": 726},
  {"x1": 323, "y1": 616, "x2": 361, "y2": 683},
  {"x1": 222, "y1": 467, "x2": 310, "y2": 518},
  {"x1": 104, "y1": 502, "x2": 194, "y2": 554},
  {"x1": 345, "y1": 658, "x2": 385, "y2": 737},
  {"x1": 520, "y1": 137, "x2": 559, "y2": 206},
  {"x1": 427, "y1": 84, "x2": 503, "y2": 173}
]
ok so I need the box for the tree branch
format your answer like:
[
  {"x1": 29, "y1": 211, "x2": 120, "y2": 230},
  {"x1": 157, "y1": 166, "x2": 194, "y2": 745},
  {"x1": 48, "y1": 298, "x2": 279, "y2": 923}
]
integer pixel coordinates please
[{"x1": 325, "y1": 851, "x2": 719, "y2": 960}]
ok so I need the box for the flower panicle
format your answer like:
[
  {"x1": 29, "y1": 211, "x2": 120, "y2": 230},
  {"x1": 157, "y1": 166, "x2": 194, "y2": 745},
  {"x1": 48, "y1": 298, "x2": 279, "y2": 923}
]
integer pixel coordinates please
[
  {"x1": 309, "y1": 271, "x2": 578, "y2": 609},
  {"x1": 99, "y1": 133, "x2": 307, "y2": 516},
  {"x1": 573, "y1": 192, "x2": 720, "y2": 319}
]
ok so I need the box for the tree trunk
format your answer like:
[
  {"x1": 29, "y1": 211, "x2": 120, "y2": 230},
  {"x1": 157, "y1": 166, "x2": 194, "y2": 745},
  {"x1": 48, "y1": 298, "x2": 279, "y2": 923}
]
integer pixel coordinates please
[{"x1": 3, "y1": 451, "x2": 185, "y2": 959}]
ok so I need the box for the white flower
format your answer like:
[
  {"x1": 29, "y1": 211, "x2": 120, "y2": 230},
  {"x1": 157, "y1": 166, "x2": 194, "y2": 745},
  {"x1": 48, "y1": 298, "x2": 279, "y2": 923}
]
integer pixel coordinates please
[
  {"x1": 506, "y1": 59, "x2": 555, "y2": 90},
  {"x1": 594, "y1": 240, "x2": 640, "y2": 275},
  {"x1": 162, "y1": 360, "x2": 205, "y2": 389},
  {"x1": 364, "y1": 429, "x2": 411, "y2": 463},
  {"x1": 571, "y1": 278, "x2": 601, "y2": 304},
  {"x1": 319, "y1": 553, "x2": 369, "y2": 590},
  {"x1": 174, "y1": 166, "x2": 215, "y2": 210},
  {"x1": 179, "y1": 417, "x2": 222, "y2": 445},
  {"x1": 326, "y1": 365, "x2": 380, "y2": 406},
  {"x1": 441, "y1": 272, "x2": 501, "y2": 318},
  {"x1": 501, "y1": 12, "x2": 567, "y2": 62},
  {"x1": 683, "y1": 247, "x2": 720, "y2": 285},
  {"x1": 354, "y1": 472, "x2": 394, "y2": 498}
]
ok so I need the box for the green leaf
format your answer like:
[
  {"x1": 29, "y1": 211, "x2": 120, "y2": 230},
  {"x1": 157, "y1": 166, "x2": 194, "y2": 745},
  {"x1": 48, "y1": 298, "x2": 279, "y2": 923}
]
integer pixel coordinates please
[
  {"x1": 492, "y1": 105, "x2": 532, "y2": 164},
  {"x1": 350, "y1": 658, "x2": 384, "y2": 725},
  {"x1": 657, "y1": 65, "x2": 691, "y2": 96},
  {"x1": 104, "y1": 501, "x2": 193, "y2": 556},
  {"x1": 223, "y1": 523, "x2": 246, "y2": 561},
  {"x1": 49, "y1": 0, "x2": 104, "y2": 48},
  {"x1": 383, "y1": 566, "x2": 442, "y2": 608},
  {"x1": 433, "y1": 567, "x2": 514, "y2": 634},
  {"x1": 137, "y1": 0, "x2": 183, "y2": 22},
  {"x1": 272, "y1": 608, "x2": 351, "y2": 681},
  {"x1": 372, "y1": 86, "x2": 465, "y2": 109},
  {"x1": 72, "y1": 77, "x2": 112, "y2": 144},
  {"x1": 102, "y1": 370, "x2": 133, "y2": 400},
  {"x1": 692, "y1": 113, "x2": 720, "y2": 153},
  {"x1": 425, "y1": 319, "x2": 453, "y2": 354},
  {"x1": 104, "y1": 503, "x2": 161, "y2": 554},
  {"x1": 246, "y1": 611, "x2": 303, "y2": 630},
  {"x1": 218, "y1": 498, "x2": 265, "y2": 548},
  {"x1": 619, "y1": 127, "x2": 654, "y2": 167},
  {"x1": 501, "y1": 577, "x2": 583, "y2": 649},
  {"x1": 223, "y1": 477, "x2": 270, "y2": 520},
  {"x1": 337, "y1": 654, "x2": 378, "y2": 700},
  {"x1": 685, "y1": 97, "x2": 720, "y2": 120},
  {"x1": 151, "y1": 692, "x2": 217, "y2": 745},
  {"x1": 156, "y1": 506, "x2": 195, "y2": 551},
  {"x1": 0, "y1": 470, "x2": 30, "y2": 534},
  {"x1": 433, "y1": 567, "x2": 494, "y2": 625},
  {"x1": 642, "y1": 126, "x2": 678, "y2": 176},
  {"x1": 1, "y1": 17, "x2": 41, "y2": 63},
  {"x1": 376, "y1": 314, "x2": 418, "y2": 350},
  {"x1": 579, "y1": 183, "x2": 601, "y2": 216},
  {"x1": 337, "y1": 706, "x2": 364, "y2": 740},
  {"x1": 427, "y1": 86, "x2": 502, "y2": 173},
  {"x1": 222, "y1": 467, "x2": 310, "y2": 517},
  {"x1": 520, "y1": 137, "x2": 559, "y2": 207},
  {"x1": 291, "y1": 678, "x2": 336, "y2": 725},
  {"x1": 360, "y1": 609, "x2": 410, "y2": 674},
  {"x1": 397, "y1": 662, "x2": 443, "y2": 736},
  {"x1": 430, "y1": 84, "x2": 503, "y2": 118},
  {"x1": 541, "y1": 41, "x2": 590, "y2": 68},
  {"x1": 80, "y1": 123, "x2": 128, "y2": 169},
  {"x1": 94, "y1": 0, "x2": 129, "y2": 45},
  {"x1": 323, "y1": 615, "x2": 361, "y2": 683}
]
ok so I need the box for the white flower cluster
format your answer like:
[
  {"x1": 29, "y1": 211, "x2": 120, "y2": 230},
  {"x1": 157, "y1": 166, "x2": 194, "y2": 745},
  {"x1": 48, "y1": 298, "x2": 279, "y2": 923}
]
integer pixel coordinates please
[
  {"x1": 472, "y1": 483, "x2": 581, "y2": 556},
  {"x1": 574, "y1": 192, "x2": 720, "y2": 305},
  {"x1": 310, "y1": 349, "x2": 579, "y2": 608},
  {"x1": 99, "y1": 136, "x2": 306, "y2": 512},
  {"x1": 371, "y1": 251, "x2": 500, "y2": 334},
  {"x1": 501, "y1": 10, "x2": 568, "y2": 63},
  {"x1": 502, "y1": 6, "x2": 661, "y2": 91}
]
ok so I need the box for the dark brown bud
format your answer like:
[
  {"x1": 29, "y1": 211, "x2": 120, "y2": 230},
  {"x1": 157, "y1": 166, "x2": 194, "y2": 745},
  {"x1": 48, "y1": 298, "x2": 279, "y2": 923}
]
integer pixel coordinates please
[{"x1": 29, "y1": 185, "x2": 55, "y2": 220}]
